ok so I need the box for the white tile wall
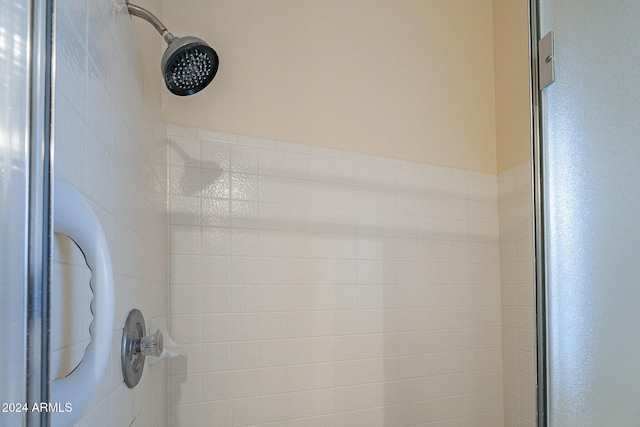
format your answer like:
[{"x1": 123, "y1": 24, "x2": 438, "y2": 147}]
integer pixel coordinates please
[
  {"x1": 167, "y1": 126, "x2": 504, "y2": 426},
  {"x1": 51, "y1": 0, "x2": 167, "y2": 425},
  {"x1": 498, "y1": 162, "x2": 535, "y2": 427}
]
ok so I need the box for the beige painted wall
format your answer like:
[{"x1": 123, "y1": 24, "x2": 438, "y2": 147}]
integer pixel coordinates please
[
  {"x1": 130, "y1": 1, "x2": 532, "y2": 174},
  {"x1": 493, "y1": 0, "x2": 532, "y2": 173},
  {"x1": 160, "y1": 0, "x2": 498, "y2": 174}
]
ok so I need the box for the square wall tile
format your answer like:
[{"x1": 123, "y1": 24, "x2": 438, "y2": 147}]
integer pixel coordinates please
[{"x1": 166, "y1": 127, "x2": 535, "y2": 427}]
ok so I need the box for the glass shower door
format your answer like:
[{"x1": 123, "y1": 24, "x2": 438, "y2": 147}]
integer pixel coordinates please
[
  {"x1": 536, "y1": 0, "x2": 640, "y2": 425},
  {"x1": 0, "y1": 0, "x2": 53, "y2": 425},
  {"x1": 0, "y1": 0, "x2": 31, "y2": 424}
]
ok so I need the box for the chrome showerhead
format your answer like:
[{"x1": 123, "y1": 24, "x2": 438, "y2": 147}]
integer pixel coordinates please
[
  {"x1": 161, "y1": 36, "x2": 219, "y2": 96},
  {"x1": 127, "y1": 2, "x2": 219, "y2": 96}
]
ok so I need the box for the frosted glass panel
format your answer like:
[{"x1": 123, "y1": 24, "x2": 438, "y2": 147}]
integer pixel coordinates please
[
  {"x1": 540, "y1": 0, "x2": 640, "y2": 425},
  {"x1": 0, "y1": 0, "x2": 29, "y2": 424}
]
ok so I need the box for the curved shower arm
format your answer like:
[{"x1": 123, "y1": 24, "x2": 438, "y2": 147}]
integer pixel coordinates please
[{"x1": 126, "y1": 2, "x2": 174, "y2": 44}]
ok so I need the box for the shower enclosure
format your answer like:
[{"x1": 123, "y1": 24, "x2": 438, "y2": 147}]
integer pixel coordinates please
[
  {"x1": 4, "y1": 0, "x2": 533, "y2": 425},
  {"x1": 15, "y1": 0, "x2": 640, "y2": 425},
  {"x1": 534, "y1": 0, "x2": 640, "y2": 425}
]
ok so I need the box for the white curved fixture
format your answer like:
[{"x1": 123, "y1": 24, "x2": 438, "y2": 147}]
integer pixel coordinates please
[{"x1": 51, "y1": 178, "x2": 114, "y2": 427}]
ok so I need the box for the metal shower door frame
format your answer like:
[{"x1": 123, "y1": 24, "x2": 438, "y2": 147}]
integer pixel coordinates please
[
  {"x1": 0, "y1": 0, "x2": 54, "y2": 425},
  {"x1": 528, "y1": 1, "x2": 548, "y2": 426},
  {"x1": 26, "y1": 0, "x2": 54, "y2": 424}
]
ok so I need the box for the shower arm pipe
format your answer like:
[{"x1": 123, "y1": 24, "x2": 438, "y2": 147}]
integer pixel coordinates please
[{"x1": 126, "y1": 2, "x2": 174, "y2": 44}]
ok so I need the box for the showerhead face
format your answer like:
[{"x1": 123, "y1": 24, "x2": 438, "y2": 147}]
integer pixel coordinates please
[{"x1": 161, "y1": 36, "x2": 219, "y2": 96}]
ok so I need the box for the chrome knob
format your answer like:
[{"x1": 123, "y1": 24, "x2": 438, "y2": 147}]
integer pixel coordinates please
[{"x1": 139, "y1": 329, "x2": 163, "y2": 357}]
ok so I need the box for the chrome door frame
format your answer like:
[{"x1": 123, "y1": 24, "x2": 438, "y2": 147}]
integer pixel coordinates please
[
  {"x1": 27, "y1": 0, "x2": 54, "y2": 424},
  {"x1": 528, "y1": 0, "x2": 547, "y2": 426}
]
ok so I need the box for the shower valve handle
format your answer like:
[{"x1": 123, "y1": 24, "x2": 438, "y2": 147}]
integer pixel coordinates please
[{"x1": 138, "y1": 329, "x2": 164, "y2": 357}]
